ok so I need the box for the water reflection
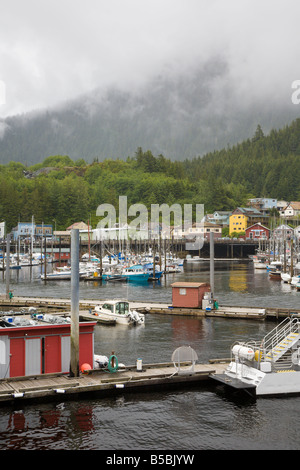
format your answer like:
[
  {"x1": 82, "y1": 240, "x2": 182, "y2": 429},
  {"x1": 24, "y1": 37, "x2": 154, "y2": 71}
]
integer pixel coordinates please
[{"x1": 0, "y1": 260, "x2": 300, "y2": 450}]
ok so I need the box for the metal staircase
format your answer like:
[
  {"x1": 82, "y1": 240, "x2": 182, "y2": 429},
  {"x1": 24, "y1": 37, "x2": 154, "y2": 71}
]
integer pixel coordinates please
[{"x1": 262, "y1": 317, "x2": 300, "y2": 364}]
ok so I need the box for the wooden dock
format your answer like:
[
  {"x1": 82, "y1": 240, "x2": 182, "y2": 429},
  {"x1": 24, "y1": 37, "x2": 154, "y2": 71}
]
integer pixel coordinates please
[
  {"x1": 0, "y1": 296, "x2": 299, "y2": 320},
  {"x1": 0, "y1": 361, "x2": 227, "y2": 405}
]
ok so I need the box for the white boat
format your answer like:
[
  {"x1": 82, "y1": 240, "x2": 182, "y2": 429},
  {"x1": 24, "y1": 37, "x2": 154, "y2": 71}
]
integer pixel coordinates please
[
  {"x1": 40, "y1": 265, "x2": 92, "y2": 280},
  {"x1": 281, "y1": 272, "x2": 291, "y2": 283},
  {"x1": 94, "y1": 300, "x2": 145, "y2": 325},
  {"x1": 266, "y1": 260, "x2": 282, "y2": 271},
  {"x1": 212, "y1": 316, "x2": 300, "y2": 396},
  {"x1": 291, "y1": 275, "x2": 300, "y2": 287},
  {"x1": 185, "y1": 255, "x2": 201, "y2": 263},
  {"x1": 253, "y1": 260, "x2": 267, "y2": 269}
]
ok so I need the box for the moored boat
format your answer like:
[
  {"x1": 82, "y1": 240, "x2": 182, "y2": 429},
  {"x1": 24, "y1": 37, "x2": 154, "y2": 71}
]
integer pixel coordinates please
[
  {"x1": 93, "y1": 300, "x2": 145, "y2": 325},
  {"x1": 269, "y1": 269, "x2": 281, "y2": 280},
  {"x1": 281, "y1": 272, "x2": 291, "y2": 283},
  {"x1": 122, "y1": 266, "x2": 150, "y2": 282}
]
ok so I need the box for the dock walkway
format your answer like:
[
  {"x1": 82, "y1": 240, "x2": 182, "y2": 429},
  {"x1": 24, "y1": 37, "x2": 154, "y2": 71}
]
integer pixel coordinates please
[
  {"x1": 0, "y1": 296, "x2": 299, "y2": 320},
  {"x1": 0, "y1": 361, "x2": 226, "y2": 405}
]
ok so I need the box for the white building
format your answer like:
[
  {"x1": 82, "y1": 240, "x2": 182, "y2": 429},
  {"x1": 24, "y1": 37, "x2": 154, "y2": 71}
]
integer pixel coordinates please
[
  {"x1": 0, "y1": 221, "x2": 5, "y2": 240},
  {"x1": 273, "y1": 224, "x2": 294, "y2": 240},
  {"x1": 280, "y1": 201, "x2": 300, "y2": 218},
  {"x1": 294, "y1": 225, "x2": 300, "y2": 240}
]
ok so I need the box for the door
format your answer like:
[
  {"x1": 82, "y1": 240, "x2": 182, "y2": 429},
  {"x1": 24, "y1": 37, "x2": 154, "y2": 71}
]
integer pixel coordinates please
[
  {"x1": 10, "y1": 337, "x2": 25, "y2": 378},
  {"x1": 0, "y1": 336, "x2": 10, "y2": 378},
  {"x1": 44, "y1": 335, "x2": 61, "y2": 373},
  {"x1": 25, "y1": 338, "x2": 41, "y2": 375},
  {"x1": 61, "y1": 335, "x2": 70, "y2": 373}
]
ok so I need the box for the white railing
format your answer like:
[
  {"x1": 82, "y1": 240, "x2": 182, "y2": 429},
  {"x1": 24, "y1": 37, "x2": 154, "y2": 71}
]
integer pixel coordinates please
[
  {"x1": 262, "y1": 317, "x2": 300, "y2": 358},
  {"x1": 232, "y1": 316, "x2": 300, "y2": 367}
]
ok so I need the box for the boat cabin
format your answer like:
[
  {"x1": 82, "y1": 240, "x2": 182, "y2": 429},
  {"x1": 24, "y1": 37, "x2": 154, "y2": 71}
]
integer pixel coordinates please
[{"x1": 101, "y1": 301, "x2": 130, "y2": 315}]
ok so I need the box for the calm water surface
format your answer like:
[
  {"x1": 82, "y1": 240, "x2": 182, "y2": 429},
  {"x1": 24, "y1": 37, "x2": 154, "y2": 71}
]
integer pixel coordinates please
[{"x1": 0, "y1": 260, "x2": 299, "y2": 451}]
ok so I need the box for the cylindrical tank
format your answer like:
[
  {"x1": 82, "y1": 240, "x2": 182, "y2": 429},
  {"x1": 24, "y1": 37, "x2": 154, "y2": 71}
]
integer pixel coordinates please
[{"x1": 232, "y1": 344, "x2": 254, "y2": 361}]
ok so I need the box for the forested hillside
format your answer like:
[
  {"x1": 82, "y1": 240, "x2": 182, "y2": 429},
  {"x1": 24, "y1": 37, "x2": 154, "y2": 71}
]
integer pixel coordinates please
[
  {"x1": 184, "y1": 120, "x2": 300, "y2": 201},
  {"x1": 0, "y1": 120, "x2": 299, "y2": 231}
]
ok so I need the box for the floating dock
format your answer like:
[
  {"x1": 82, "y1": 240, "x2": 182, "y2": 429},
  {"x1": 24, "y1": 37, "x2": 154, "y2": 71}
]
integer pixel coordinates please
[
  {"x1": 0, "y1": 296, "x2": 299, "y2": 321},
  {"x1": 0, "y1": 361, "x2": 227, "y2": 405}
]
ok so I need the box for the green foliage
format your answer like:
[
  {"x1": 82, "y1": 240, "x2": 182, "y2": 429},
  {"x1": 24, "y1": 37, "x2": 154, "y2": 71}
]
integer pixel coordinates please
[
  {"x1": 1, "y1": 118, "x2": 300, "y2": 231},
  {"x1": 184, "y1": 119, "x2": 300, "y2": 201}
]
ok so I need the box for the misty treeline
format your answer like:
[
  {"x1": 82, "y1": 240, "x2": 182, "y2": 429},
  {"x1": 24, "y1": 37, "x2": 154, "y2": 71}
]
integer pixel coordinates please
[{"x1": 0, "y1": 119, "x2": 300, "y2": 231}]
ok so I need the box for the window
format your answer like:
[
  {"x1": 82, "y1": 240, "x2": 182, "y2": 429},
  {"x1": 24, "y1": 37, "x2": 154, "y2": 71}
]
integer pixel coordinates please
[
  {"x1": 102, "y1": 303, "x2": 113, "y2": 312},
  {"x1": 179, "y1": 288, "x2": 186, "y2": 295}
]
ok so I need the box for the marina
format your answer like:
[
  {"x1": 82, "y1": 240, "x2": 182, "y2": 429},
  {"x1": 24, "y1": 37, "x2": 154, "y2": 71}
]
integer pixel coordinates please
[{"x1": 0, "y1": 243, "x2": 300, "y2": 450}]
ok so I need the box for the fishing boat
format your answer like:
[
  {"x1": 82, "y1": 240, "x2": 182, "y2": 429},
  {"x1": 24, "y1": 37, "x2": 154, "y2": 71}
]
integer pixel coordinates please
[
  {"x1": 268, "y1": 261, "x2": 282, "y2": 280},
  {"x1": 266, "y1": 260, "x2": 282, "y2": 272},
  {"x1": 269, "y1": 269, "x2": 282, "y2": 280},
  {"x1": 121, "y1": 266, "x2": 150, "y2": 282},
  {"x1": 93, "y1": 300, "x2": 145, "y2": 325},
  {"x1": 212, "y1": 316, "x2": 300, "y2": 396},
  {"x1": 137, "y1": 263, "x2": 163, "y2": 280}
]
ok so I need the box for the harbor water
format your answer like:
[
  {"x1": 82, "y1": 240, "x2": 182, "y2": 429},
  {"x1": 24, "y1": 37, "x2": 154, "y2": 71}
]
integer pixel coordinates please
[{"x1": 0, "y1": 260, "x2": 300, "y2": 451}]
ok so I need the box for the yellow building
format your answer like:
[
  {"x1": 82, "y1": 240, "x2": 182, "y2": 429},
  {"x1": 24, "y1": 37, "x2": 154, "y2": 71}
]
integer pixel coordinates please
[
  {"x1": 229, "y1": 207, "x2": 268, "y2": 235},
  {"x1": 229, "y1": 213, "x2": 247, "y2": 235}
]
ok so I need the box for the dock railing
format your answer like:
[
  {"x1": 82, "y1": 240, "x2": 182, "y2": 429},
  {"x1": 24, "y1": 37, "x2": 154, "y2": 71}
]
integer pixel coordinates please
[
  {"x1": 231, "y1": 316, "x2": 300, "y2": 369},
  {"x1": 261, "y1": 316, "x2": 300, "y2": 360}
]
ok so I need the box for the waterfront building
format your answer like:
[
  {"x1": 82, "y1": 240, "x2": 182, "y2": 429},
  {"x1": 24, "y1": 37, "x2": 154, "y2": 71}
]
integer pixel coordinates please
[
  {"x1": 35, "y1": 224, "x2": 53, "y2": 238},
  {"x1": 273, "y1": 224, "x2": 294, "y2": 240},
  {"x1": 245, "y1": 223, "x2": 270, "y2": 239},
  {"x1": 294, "y1": 225, "x2": 300, "y2": 240},
  {"x1": 12, "y1": 221, "x2": 35, "y2": 240},
  {"x1": 279, "y1": 201, "x2": 300, "y2": 218},
  {"x1": 229, "y1": 207, "x2": 268, "y2": 235},
  {"x1": 207, "y1": 211, "x2": 231, "y2": 226},
  {"x1": 247, "y1": 198, "x2": 277, "y2": 214},
  {"x1": 0, "y1": 221, "x2": 5, "y2": 240}
]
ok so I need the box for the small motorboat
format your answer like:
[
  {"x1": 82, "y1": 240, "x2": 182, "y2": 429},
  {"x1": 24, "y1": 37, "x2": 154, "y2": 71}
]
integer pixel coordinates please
[{"x1": 93, "y1": 300, "x2": 145, "y2": 326}]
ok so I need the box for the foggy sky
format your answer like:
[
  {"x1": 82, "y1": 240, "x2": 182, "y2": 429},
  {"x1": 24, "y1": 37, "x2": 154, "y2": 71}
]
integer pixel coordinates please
[{"x1": 0, "y1": 0, "x2": 300, "y2": 118}]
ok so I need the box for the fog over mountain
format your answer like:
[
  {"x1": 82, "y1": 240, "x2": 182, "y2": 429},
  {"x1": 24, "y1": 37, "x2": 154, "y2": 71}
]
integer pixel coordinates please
[
  {"x1": 1, "y1": 1, "x2": 300, "y2": 165},
  {"x1": 1, "y1": 59, "x2": 300, "y2": 165}
]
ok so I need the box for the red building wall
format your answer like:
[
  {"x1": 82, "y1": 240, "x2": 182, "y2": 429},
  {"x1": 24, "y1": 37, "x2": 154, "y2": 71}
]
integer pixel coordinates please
[
  {"x1": 245, "y1": 224, "x2": 270, "y2": 239},
  {"x1": 171, "y1": 282, "x2": 210, "y2": 308},
  {"x1": 0, "y1": 322, "x2": 96, "y2": 378}
]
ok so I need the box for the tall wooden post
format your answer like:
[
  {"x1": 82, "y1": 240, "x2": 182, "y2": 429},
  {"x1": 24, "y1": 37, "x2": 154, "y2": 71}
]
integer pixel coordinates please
[
  {"x1": 5, "y1": 234, "x2": 10, "y2": 300},
  {"x1": 210, "y1": 231, "x2": 214, "y2": 295},
  {"x1": 70, "y1": 229, "x2": 80, "y2": 377}
]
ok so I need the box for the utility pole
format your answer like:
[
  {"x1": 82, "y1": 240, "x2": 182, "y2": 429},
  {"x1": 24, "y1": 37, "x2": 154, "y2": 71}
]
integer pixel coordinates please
[
  {"x1": 70, "y1": 229, "x2": 80, "y2": 377},
  {"x1": 5, "y1": 233, "x2": 10, "y2": 300}
]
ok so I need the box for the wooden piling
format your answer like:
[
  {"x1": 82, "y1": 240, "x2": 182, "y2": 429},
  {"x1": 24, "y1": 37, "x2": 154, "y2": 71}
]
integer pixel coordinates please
[{"x1": 70, "y1": 229, "x2": 80, "y2": 377}]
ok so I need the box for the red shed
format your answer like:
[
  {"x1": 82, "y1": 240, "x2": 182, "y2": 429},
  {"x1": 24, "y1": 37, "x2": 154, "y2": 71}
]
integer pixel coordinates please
[
  {"x1": 171, "y1": 282, "x2": 210, "y2": 308},
  {"x1": 0, "y1": 316, "x2": 96, "y2": 379}
]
